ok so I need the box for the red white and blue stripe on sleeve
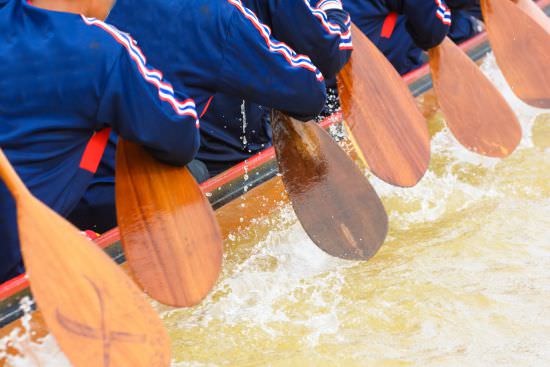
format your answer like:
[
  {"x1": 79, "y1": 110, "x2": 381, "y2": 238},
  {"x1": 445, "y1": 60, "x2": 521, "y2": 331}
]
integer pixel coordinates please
[
  {"x1": 316, "y1": 0, "x2": 342, "y2": 10},
  {"x1": 434, "y1": 0, "x2": 451, "y2": 25},
  {"x1": 80, "y1": 16, "x2": 200, "y2": 127},
  {"x1": 226, "y1": 0, "x2": 324, "y2": 82},
  {"x1": 345, "y1": 14, "x2": 351, "y2": 28},
  {"x1": 312, "y1": 0, "x2": 353, "y2": 50}
]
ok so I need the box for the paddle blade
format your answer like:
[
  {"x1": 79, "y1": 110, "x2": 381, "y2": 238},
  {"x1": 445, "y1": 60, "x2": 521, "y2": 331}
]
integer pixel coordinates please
[
  {"x1": 337, "y1": 23, "x2": 430, "y2": 187},
  {"x1": 17, "y1": 195, "x2": 171, "y2": 367},
  {"x1": 516, "y1": 0, "x2": 550, "y2": 34},
  {"x1": 115, "y1": 139, "x2": 223, "y2": 307},
  {"x1": 272, "y1": 111, "x2": 388, "y2": 260},
  {"x1": 482, "y1": 0, "x2": 550, "y2": 108},
  {"x1": 429, "y1": 37, "x2": 522, "y2": 157}
]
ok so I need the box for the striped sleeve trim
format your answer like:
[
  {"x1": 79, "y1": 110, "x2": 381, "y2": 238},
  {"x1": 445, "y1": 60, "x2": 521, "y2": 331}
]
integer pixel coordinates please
[
  {"x1": 80, "y1": 16, "x2": 200, "y2": 127},
  {"x1": 227, "y1": 0, "x2": 324, "y2": 81},
  {"x1": 435, "y1": 0, "x2": 452, "y2": 25},
  {"x1": 316, "y1": 0, "x2": 342, "y2": 11},
  {"x1": 306, "y1": 0, "x2": 352, "y2": 50}
]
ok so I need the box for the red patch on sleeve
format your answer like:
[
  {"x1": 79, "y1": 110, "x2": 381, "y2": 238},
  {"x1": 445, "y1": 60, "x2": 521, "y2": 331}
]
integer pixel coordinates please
[{"x1": 381, "y1": 12, "x2": 398, "y2": 39}]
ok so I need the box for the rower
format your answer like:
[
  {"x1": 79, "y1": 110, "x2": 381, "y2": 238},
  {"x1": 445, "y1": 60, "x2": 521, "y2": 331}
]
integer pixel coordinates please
[
  {"x1": 66, "y1": 0, "x2": 329, "y2": 227},
  {"x1": 343, "y1": 0, "x2": 481, "y2": 75},
  {"x1": 196, "y1": 0, "x2": 354, "y2": 176},
  {"x1": 1, "y1": 0, "x2": 328, "y2": 283},
  {"x1": 0, "y1": 0, "x2": 200, "y2": 283}
]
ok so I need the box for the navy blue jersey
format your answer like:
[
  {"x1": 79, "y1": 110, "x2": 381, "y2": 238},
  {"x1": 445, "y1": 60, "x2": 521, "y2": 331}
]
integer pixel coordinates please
[
  {"x1": 246, "y1": 0, "x2": 353, "y2": 79},
  {"x1": 344, "y1": 0, "x2": 451, "y2": 74},
  {"x1": 107, "y1": 0, "x2": 327, "y2": 120},
  {"x1": 104, "y1": 0, "x2": 329, "y2": 178},
  {"x1": 345, "y1": 0, "x2": 479, "y2": 74},
  {"x1": 0, "y1": 0, "x2": 200, "y2": 282},
  {"x1": 69, "y1": 0, "x2": 330, "y2": 233},
  {"x1": 61, "y1": 0, "x2": 330, "y2": 233},
  {"x1": 197, "y1": 0, "x2": 354, "y2": 175}
]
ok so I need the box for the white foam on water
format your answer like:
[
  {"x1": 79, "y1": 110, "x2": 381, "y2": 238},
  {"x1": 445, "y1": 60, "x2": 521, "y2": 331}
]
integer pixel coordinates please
[
  {"x1": 170, "y1": 206, "x2": 351, "y2": 334},
  {"x1": 2, "y1": 335, "x2": 70, "y2": 367},
  {"x1": 0, "y1": 298, "x2": 70, "y2": 367}
]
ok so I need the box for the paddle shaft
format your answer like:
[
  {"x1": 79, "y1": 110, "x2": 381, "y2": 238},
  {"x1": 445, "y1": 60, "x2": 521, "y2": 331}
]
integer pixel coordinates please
[{"x1": 0, "y1": 149, "x2": 28, "y2": 200}]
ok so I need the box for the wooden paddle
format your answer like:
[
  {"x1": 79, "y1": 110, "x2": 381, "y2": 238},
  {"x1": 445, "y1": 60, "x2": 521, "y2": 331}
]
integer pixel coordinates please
[
  {"x1": 481, "y1": 0, "x2": 550, "y2": 108},
  {"x1": 429, "y1": 37, "x2": 522, "y2": 157},
  {"x1": 516, "y1": 0, "x2": 550, "y2": 34},
  {"x1": 337, "y1": 23, "x2": 431, "y2": 188},
  {"x1": 271, "y1": 111, "x2": 388, "y2": 260},
  {"x1": 0, "y1": 148, "x2": 170, "y2": 367},
  {"x1": 115, "y1": 139, "x2": 223, "y2": 307}
]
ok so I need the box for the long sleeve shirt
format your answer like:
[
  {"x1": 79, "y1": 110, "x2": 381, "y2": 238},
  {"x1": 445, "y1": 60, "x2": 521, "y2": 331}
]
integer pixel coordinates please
[
  {"x1": 196, "y1": 0, "x2": 353, "y2": 174},
  {"x1": 0, "y1": 0, "x2": 200, "y2": 282}
]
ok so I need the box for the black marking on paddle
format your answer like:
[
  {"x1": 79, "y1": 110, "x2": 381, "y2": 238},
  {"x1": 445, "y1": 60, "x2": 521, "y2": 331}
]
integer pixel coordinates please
[{"x1": 55, "y1": 277, "x2": 146, "y2": 367}]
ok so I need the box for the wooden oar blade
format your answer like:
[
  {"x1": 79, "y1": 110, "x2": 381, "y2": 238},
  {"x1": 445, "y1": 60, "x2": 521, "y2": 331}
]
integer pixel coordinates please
[
  {"x1": 516, "y1": 0, "x2": 550, "y2": 34},
  {"x1": 482, "y1": 0, "x2": 550, "y2": 108},
  {"x1": 115, "y1": 140, "x2": 223, "y2": 307},
  {"x1": 337, "y1": 23, "x2": 430, "y2": 187},
  {"x1": 272, "y1": 111, "x2": 388, "y2": 260},
  {"x1": 429, "y1": 37, "x2": 522, "y2": 157},
  {"x1": 17, "y1": 195, "x2": 170, "y2": 367}
]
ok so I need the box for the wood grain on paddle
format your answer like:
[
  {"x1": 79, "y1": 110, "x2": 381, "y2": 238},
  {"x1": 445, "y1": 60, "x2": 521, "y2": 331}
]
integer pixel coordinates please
[
  {"x1": 272, "y1": 112, "x2": 388, "y2": 260},
  {"x1": 0, "y1": 148, "x2": 170, "y2": 367},
  {"x1": 481, "y1": 0, "x2": 550, "y2": 108},
  {"x1": 116, "y1": 139, "x2": 223, "y2": 307},
  {"x1": 516, "y1": 0, "x2": 550, "y2": 33},
  {"x1": 429, "y1": 37, "x2": 522, "y2": 157},
  {"x1": 337, "y1": 23, "x2": 430, "y2": 187}
]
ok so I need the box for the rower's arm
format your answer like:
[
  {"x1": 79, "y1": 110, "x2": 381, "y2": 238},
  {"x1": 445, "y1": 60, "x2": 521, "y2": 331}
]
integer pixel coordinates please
[
  {"x1": 95, "y1": 29, "x2": 200, "y2": 166},
  {"x1": 244, "y1": 0, "x2": 352, "y2": 79},
  {"x1": 216, "y1": 1, "x2": 327, "y2": 122},
  {"x1": 388, "y1": 0, "x2": 452, "y2": 50}
]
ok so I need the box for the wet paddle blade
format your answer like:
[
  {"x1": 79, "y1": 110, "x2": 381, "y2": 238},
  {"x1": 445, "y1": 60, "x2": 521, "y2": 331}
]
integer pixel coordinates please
[
  {"x1": 337, "y1": 23, "x2": 430, "y2": 187},
  {"x1": 0, "y1": 149, "x2": 170, "y2": 367},
  {"x1": 481, "y1": 0, "x2": 550, "y2": 108},
  {"x1": 429, "y1": 37, "x2": 522, "y2": 157},
  {"x1": 272, "y1": 112, "x2": 388, "y2": 260},
  {"x1": 115, "y1": 139, "x2": 223, "y2": 307}
]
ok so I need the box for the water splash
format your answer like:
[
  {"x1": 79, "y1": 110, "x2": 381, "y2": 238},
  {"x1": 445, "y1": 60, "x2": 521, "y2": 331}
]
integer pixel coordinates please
[
  {"x1": 0, "y1": 298, "x2": 70, "y2": 367},
  {"x1": 240, "y1": 100, "x2": 248, "y2": 148}
]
